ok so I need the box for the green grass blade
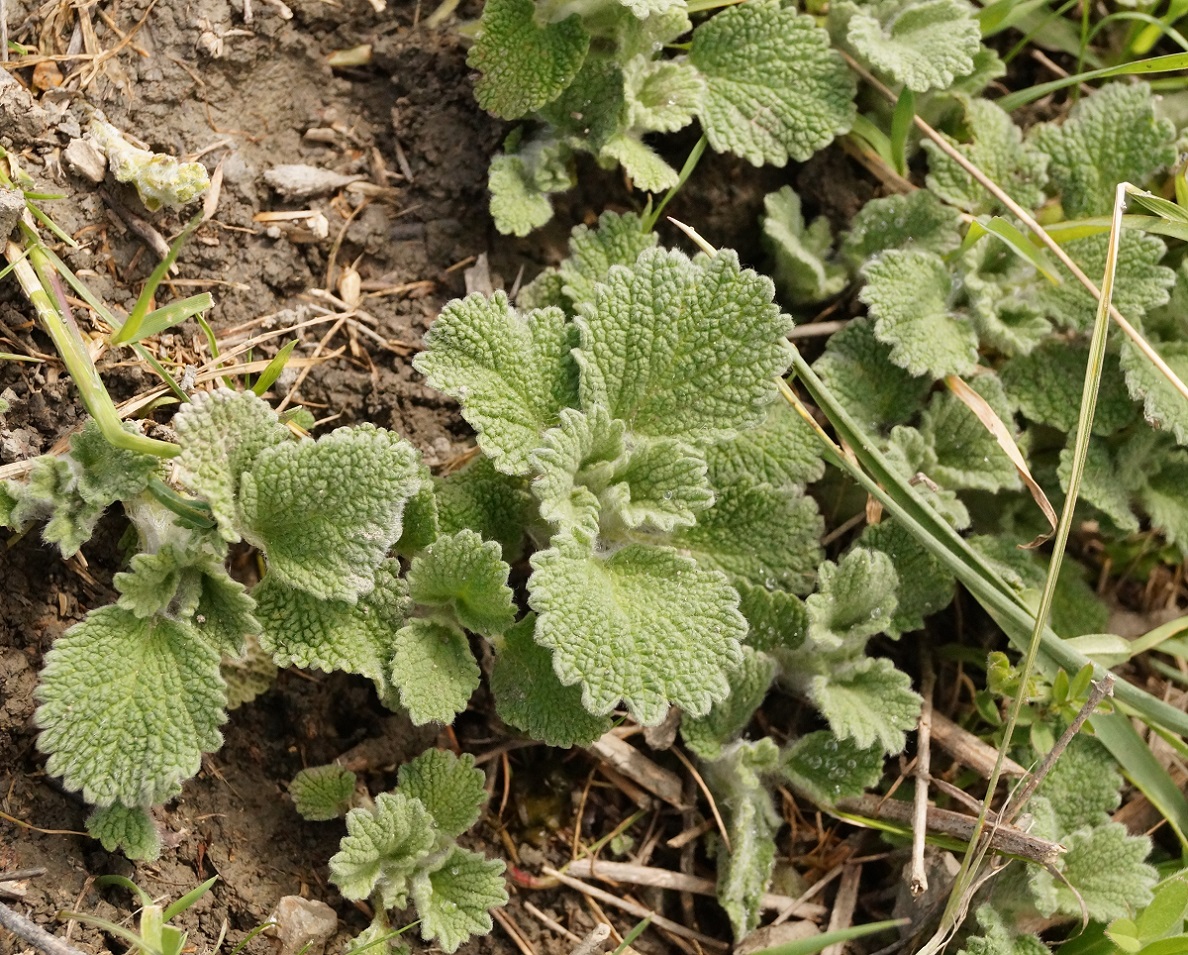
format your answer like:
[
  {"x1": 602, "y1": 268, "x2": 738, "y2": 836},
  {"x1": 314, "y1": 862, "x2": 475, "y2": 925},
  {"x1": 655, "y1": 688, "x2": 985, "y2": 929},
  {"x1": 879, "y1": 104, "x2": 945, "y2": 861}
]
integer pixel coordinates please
[
  {"x1": 251, "y1": 339, "x2": 297, "y2": 396},
  {"x1": 161, "y1": 876, "x2": 218, "y2": 922},
  {"x1": 998, "y1": 52, "x2": 1188, "y2": 110},
  {"x1": 26, "y1": 202, "x2": 79, "y2": 249},
  {"x1": 890, "y1": 88, "x2": 914, "y2": 178},
  {"x1": 123, "y1": 293, "x2": 214, "y2": 344},
  {"x1": 641, "y1": 135, "x2": 707, "y2": 233},
  {"x1": 111, "y1": 214, "x2": 203, "y2": 346},
  {"x1": 748, "y1": 919, "x2": 908, "y2": 955}
]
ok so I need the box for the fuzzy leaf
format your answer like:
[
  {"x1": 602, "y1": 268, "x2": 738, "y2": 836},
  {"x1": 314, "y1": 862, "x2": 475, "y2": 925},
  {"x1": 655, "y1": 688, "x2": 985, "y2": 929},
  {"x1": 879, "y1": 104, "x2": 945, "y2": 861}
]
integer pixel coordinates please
[
  {"x1": 492, "y1": 615, "x2": 614, "y2": 747},
  {"x1": 1037, "y1": 232, "x2": 1174, "y2": 331},
  {"x1": 290, "y1": 765, "x2": 358, "y2": 821},
  {"x1": 690, "y1": 1, "x2": 855, "y2": 166},
  {"x1": 681, "y1": 646, "x2": 777, "y2": 760},
  {"x1": 86, "y1": 803, "x2": 161, "y2": 861},
  {"x1": 221, "y1": 636, "x2": 278, "y2": 710},
  {"x1": 397, "y1": 750, "x2": 488, "y2": 840},
  {"x1": 838, "y1": 0, "x2": 982, "y2": 92},
  {"x1": 919, "y1": 378, "x2": 1021, "y2": 493},
  {"x1": 706, "y1": 739, "x2": 781, "y2": 941},
  {"x1": 923, "y1": 96, "x2": 1048, "y2": 213},
  {"x1": 345, "y1": 920, "x2": 410, "y2": 955},
  {"x1": 414, "y1": 293, "x2": 579, "y2": 475},
  {"x1": 393, "y1": 466, "x2": 439, "y2": 557},
  {"x1": 599, "y1": 134, "x2": 678, "y2": 192},
  {"x1": 623, "y1": 57, "x2": 702, "y2": 133},
  {"x1": 35, "y1": 606, "x2": 225, "y2": 807},
  {"x1": 809, "y1": 656, "x2": 920, "y2": 754},
  {"x1": 469, "y1": 0, "x2": 590, "y2": 119},
  {"x1": 1031, "y1": 81, "x2": 1177, "y2": 217},
  {"x1": 841, "y1": 190, "x2": 963, "y2": 269},
  {"x1": 329, "y1": 792, "x2": 438, "y2": 910},
  {"x1": 1036, "y1": 823, "x2": 1156, "y2": 921},
  {"x1": 528, "y1": 539, "x2": 746, "y2": 725},
  {"x1": 1141, "y1": 450, "x2": 1188, "y2": 554},
  {"x1": 67, "y1": 420, "x2": 161, "y2": 507},
  {"x1": 173, "y1": 388, "x2": 290, "y2": 542},
  {"x1": 575, "y1": 247, "x2": 792, "y2": 440},
  {"x1": 10, "y1": 458, "x2": 102, "y2": 557},
  {"x1": 860, "y1": 248, "x2": 978, "y2": 378},
  {"x1": 806, "y1": 548, "x2": 898, "y2": 651},
  {"x1": 241, "y1": 426, "x2": 421, "y2": 602},
  {"x1": 737, "y1": 583, "x2": 808, "y2": 656},
  {"x1": 1002, "y1": 341, "x2": 1137, "y2": 436},
  {"x1": 255, "y1": 560, "x2": 410, "y2": 696},
  {"x1": 194, "y1": 566, "x2": 261, "y2": 657},
  {"x1": 1034, "y1": 734, "x2": 1120, "y2": 833},
  {"x1": 959, "y1": 905, "x2": 1052, "y2": 955},
  {"x1": 812, "y1": 318, "x2": 932, "y2": 433},
  {"x1": 703, "y1": 399, "x2": 825, "y2": 492},
  {"x1": 390, "y1": 619, "x2": 481, "y2": 725},
  {"x1": 1120, "y1": 339, "x2": 1188, "y2": 446},
  {"x1": 669, "y1": 484, "x2": 822, "y2": 593},
  {"x1": 488, "y1": 152, "x2": 559, "y2": 237},
  {"x1": 538, "y1": 54, "x2": 627, "y2": 153},
  {"x1": 407, "y1": 530, "x2": 515, "y2": 637},
  {"x1": 554, "y1": 211, "x2": 658, "y2": 309},
  {"x1": 762, "y1": 186, "x2": 847, "y2": 305},
  {"x1": 434, "y1": 456, "x2": 531, "y2": 562},
  {"x1": 781, "y1": 730, "x2": 885, "y2": 805},
  {"x1": 532, "y1": 407, "x2": 713, "y2": 541},
  {"x1": 617, "y1": 0, "x2": 686, "y2": 17},
  {"x1": 861, "y1": 520, "x2": 954, "y2": 636},
  {"x1": 411, "y1": 846, "x2": 508, "y2": 954}
]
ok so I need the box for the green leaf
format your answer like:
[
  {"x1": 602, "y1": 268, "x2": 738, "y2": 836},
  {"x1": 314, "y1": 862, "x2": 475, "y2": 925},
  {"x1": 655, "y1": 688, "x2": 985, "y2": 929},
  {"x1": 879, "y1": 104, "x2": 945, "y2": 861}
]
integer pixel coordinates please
[
  {"x1": 575, "y1": 247, "x2": 792, "y2": 440},
  {"x1": 434, "y1": 455, "x2": 531, "y2": 562},
  {"x1": 616, "y1": 0, "x2": 686, "y2": 18},
  {"x1": 841, "y1": 190, "x2": 964, "y2": 269},
  {"x1": 491, "y1": 614, "x2": 614, "y2": 747},
  {"x1": 86, "y1": 803, "x2": 161, "y2": 861},
  {"x1": 918, "y1": 377, "x2": 1021, "y2": 493},
  {"x1": 1036, "y1": 823, "x2": 1156, "y2": 921},
  {"x1": 669, "y1": 484, "x2": 823, "y2": 593},
  {"x1": 1120, "y1": 339, "x2": 1188, "y2": 446},
  {"x1": 397, "y1": 750, "x2": 488, "y2": 840},
  {"x1": 860, "y1": 248, "x2": 979, "y2": 379},
  {"x1": 392, "y1": 466, "x2": 439, "y2": 557},
  {"x1": 1136, "y1": 876, "x2": 1188, "y2": 941},
  {"x1": 762, "y1": 186, "x2": 847, "y2": 305},
  {"x1": 781, "y1": 730, "x2": 885, "y2": 805},
  {"x1": 681, "y1": 646, "x2": 776, "y2": 760},
  {"x1": 811, "y1": 318, "x2": 932, "y2": 434},
  {"x1": 923, "y1": 96, "x2": 1048, "y2": 213},
  {"x1": 173, "y1": 388, "x2": 290, "y2": 542},
  {"x1": 806, "y1": 548, "x2": 899, "y2": 651},
  {"x1": 67, "y1": 419, "x2": 161, "y2": 507},
  {"x1": 221, "y1": 635, "x2": 278, "y2": 710},
  {"x1": 406, "y1": 530, "x2": 515, "y2": 637},
  {"x1": 1037, "y1": 232, "x2": 1174, "y2": 331},
  {"x1": 469, "y1": 0, "x2": 590, "y2": 119},
  {"x1": 598, "y1": 133, "x2": 678, "y2": 192},
  {"x1": 959, "y1": 905, "x2": 1051, "y2": 955},
  {"x1": 861, "y1": 520, "x2": 954, "y2": 636},
  {"x1": 1139, "y1": 449, "x2": 1188, "y2": 555},
  {"x1": 1031, "y1": 81, "x2": 1177, "y2": 218},
  {"x1": 194, "y1": 565, "x2": 261, "y2": 657},
  {"x1": 705, "y1": 738, "x2": 781, "y2": 940},
  {"x1": 531, "y1": 407, "x2": 713, "y2": 542},
  {"x1": 809, "y1": 656, "x2": 920, "y2": 754},
  {"x1": 1002, "y1": 341, "x2": 1138, "y2": 436},
  {"x1": 329, "y1": 791, "x2": 438, "y2": 909},
  {"x1": 9, "y1": 456, "x2": 106, "y2": 557},
  {"x1": 390, "y1": 618, "x2": 481, "y2": 725},
  {"x1": 411, "y1": 845, "x2": 507, "y2": 953},
  {"x1": 836, "y1": 0, "x2": 982, "y2": 92},
  {"x1": 737, "y1": 583, "x2": 808, "y2": 656},
  {"x1": 537, "y1": 53, "x2": 627, "y2": 153},
  {"x1": 345, "y1": 919, "x2": 410, "y2": 955},
  {"x1": 622, "y1": 57, "x2": 702, "y2": 134},
  {"x1": 34, "y1": 606, "x2": 225, "y2": 807},
  {"x1": 414, "y1": 293, "x2": 579, "y2": 475},
  {"x1": 553, "y1": 211, "x2": 658, "y2": 309},
  {"x1": 703, "y1": 399, "x2": 825, "y2": 492},
  {"x1": 488, "y1": 152, "x2": 561, "y2": 237},
  {"x1": 689, "y1": 1, "x2": 855, "y2": 166},
  {"x1": 1034, "y1": 734, "x2": 1121, "y2": 833},
  {"x1": 241, "y1": 426, "x2": 421, "y2": 602},
  {"x1": 290, "y1": 765, "x2": 358, "y2": 821},
  {"x1": 255, "y1": 560, "x2": 410, "y2": 697},
  {"x1": 528, "y1": 539, "x2": 746, "y2": 725}
]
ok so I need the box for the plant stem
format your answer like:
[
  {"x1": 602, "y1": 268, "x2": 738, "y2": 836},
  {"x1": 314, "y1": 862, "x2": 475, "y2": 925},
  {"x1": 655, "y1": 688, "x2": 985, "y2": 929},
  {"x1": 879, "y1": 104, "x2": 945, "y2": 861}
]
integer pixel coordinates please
[{"x1": 0, "y1": 901, "x2": 92, "y2": 955}]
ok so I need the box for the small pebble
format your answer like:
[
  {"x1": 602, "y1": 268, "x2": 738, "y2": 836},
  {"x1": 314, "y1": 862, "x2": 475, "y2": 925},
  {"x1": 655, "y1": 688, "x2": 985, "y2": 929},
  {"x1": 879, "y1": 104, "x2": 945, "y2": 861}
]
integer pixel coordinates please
[{"x1": 268, "y1": 896, "x2": 337, "y2": 955}]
